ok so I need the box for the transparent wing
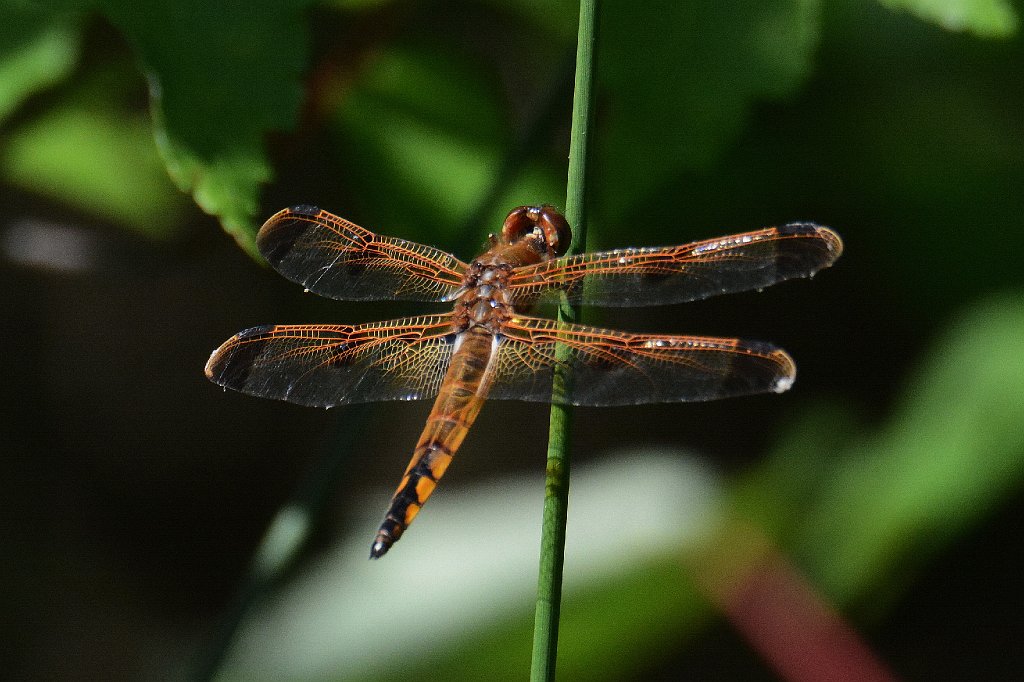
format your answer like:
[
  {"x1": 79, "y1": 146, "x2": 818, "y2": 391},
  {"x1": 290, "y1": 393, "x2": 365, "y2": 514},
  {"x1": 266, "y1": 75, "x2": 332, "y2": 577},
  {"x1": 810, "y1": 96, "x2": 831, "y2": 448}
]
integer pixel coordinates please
[
  {"x1": 205, "y1": 315, "x2": 457, "y2": 407},
  {"x1": 488, "y1": 315, "x2": 795, "y2": 406},
  {"x1": 507, "y1": 223, "x2": 842, "y2": 307},
  {"x1": 258, "y1": 206, "x2": 468, "y2": 302}
]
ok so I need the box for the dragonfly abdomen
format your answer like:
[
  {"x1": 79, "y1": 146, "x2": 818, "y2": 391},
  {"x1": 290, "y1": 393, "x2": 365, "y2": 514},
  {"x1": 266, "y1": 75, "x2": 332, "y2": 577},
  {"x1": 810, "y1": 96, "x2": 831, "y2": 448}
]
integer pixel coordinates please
[{"x1": 370, "y1": 329, "x2": 498, "y2": 558}]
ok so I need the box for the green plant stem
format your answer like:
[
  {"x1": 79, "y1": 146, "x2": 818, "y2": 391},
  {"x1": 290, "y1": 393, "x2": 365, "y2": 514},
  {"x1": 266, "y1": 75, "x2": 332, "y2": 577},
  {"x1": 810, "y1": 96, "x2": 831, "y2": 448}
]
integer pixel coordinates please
[{"x1": 530, "y1": 1, "x2": 597, "y2": 680}]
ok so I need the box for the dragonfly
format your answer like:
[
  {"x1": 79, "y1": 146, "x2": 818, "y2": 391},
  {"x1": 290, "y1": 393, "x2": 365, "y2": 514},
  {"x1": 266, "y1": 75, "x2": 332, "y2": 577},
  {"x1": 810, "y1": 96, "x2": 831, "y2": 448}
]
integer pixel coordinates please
[{"x1": 205, "y1": 205, "x2": 842, "y2": 558}]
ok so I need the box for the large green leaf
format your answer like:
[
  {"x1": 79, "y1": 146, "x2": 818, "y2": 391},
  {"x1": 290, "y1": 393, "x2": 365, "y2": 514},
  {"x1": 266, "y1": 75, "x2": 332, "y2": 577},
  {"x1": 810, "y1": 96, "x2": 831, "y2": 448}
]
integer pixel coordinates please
[{"x1": 97, "y1": 0, "x2": 315, "y2": 256}]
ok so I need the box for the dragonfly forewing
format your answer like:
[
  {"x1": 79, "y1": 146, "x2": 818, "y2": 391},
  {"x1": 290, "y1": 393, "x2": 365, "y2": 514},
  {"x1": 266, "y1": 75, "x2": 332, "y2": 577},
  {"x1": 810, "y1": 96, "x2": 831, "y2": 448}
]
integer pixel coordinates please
[
  {"x1": 508, "y1": 223, "x2": 842, "y2": 307},
  {"x1": 259, "y1": 205, "x2": 468, "y2": 302}
]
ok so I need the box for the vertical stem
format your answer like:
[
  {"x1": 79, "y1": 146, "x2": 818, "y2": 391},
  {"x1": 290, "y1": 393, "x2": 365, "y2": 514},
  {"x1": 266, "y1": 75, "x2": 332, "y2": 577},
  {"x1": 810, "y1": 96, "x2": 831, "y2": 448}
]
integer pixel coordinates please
[{"x1": 530, "y1": 1, "x2": 598, "y2": 680}]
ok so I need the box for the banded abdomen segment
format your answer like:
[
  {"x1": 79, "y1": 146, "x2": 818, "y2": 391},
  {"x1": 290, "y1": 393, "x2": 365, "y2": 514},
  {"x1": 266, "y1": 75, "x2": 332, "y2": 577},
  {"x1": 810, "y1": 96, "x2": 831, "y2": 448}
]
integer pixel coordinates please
[{"x1": 370, "y1": 328, "x2": 497, "y2": 558}]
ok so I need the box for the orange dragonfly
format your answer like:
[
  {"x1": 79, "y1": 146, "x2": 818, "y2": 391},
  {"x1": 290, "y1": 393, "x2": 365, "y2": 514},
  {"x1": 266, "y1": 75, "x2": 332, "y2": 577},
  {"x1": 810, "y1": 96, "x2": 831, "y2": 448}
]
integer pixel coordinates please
[{"x1": 206, "y1": 205, "x2": 842, "y2": 558}]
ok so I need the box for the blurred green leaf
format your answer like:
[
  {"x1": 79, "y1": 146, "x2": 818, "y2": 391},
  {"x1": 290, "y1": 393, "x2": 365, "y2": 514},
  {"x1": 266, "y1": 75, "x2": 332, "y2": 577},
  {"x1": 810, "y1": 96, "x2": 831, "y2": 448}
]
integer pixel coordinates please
[
  {"x1": 877, "y1": 0, "x2": 1019, "y2": 37},
  {"x1": 596, "y1": 1, "x2": 822, "y2": 226},
  {"x1": 97, "y1": 0, "x2": 314, "y2": 256},
  {"x1": 0, "y1": 70, "x2": 186, "y2": 236},
  {"x1": 0, "y1": 5, "x2": 80, "y2": 123},
  {"x1": 333, "y1": 42, "x2": 513, "y2": 244},
  {"x1": 743, "y1": 290, "x2": 1024, "y2": 603},
  {"x1": 799, "y1": 290, "x2": 1024, "y2": 600}
]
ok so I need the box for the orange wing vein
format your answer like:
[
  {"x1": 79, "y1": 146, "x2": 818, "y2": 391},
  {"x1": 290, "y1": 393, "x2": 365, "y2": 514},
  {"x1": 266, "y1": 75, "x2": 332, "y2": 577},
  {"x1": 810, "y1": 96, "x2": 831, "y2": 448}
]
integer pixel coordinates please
[
  {"x1": 258, "y1": 206, "x2": 469, "y2": 302},
  {"x1": 507, "y1": 223, "x2": 842, "y2": 307},
  {"x1": 204, "y1": 315, "x2": 457, "y2": 407},
  {"x1": 489, "y1": 315, "x2": 796, "y2": 406}
]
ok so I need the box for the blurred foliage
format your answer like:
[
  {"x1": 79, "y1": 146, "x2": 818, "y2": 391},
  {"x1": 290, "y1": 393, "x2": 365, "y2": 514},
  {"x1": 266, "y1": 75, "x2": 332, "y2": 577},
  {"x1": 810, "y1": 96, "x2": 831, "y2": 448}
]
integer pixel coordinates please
[
  {"x1": 1, "y1": 0, "x2": 1020, "y2": 256},
  {"x1": 737, "y1": 290, "x2": 1024, "y2": 601},
  {"x1": 1, "y1": 0, "x2": 313, "y2": 254},
  {"x1": 596, "y1": 1, "x2": 822, "y2": 226},
  {"x1": 0, "y1": 8, "x2": 79, "y2": 121},
  {"x1": 878, "y1": 0, "x2": 1019, "y2": 36},
  {"x1": 1, "y1": 63, "x2": 185, "y2": 235},
  {"x1": 332, "y1": 41, "x2": 521, "y2": 239},
  {"x1": 364, "y1": 557, "x2": 708, "y2": 682},
  {"x1": 3, "y1": 0, "x2": 1024, "y2": 679}
]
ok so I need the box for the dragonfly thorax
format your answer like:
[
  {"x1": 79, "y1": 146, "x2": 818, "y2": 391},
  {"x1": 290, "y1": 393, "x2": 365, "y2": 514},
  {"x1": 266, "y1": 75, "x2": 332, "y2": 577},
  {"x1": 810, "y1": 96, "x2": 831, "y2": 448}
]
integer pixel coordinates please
[{"x1": 456, "y1": 260, "x2": 516, "y2": 331}]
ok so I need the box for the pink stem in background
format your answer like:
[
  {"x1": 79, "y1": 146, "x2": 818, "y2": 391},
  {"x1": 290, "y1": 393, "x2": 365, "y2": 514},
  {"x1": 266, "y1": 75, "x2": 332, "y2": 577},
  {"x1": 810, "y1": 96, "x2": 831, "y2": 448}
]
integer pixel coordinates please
[{"x1": 695, "y1": 523, "x2": 898, "y2": 682}]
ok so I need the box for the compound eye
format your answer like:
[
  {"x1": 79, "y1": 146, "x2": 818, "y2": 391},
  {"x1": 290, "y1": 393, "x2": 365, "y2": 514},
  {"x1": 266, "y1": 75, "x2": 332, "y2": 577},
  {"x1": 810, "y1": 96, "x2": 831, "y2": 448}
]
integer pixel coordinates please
[
  {"x1": 534, "y1": 206, "x2": 572, "y2": 257},
  {"x1": 500, "y1": 206, "x2": 535, "y2": 243},
  {"x1": 500, "y1": 205, "x2": 573, "y2": 257}
]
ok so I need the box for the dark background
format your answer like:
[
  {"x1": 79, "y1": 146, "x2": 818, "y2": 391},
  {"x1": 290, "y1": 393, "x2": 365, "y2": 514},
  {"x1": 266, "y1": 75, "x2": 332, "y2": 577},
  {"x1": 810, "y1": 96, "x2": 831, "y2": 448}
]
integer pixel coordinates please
[{"x1": 3, "y1": 0, "x2": 1023, "y2": 679}]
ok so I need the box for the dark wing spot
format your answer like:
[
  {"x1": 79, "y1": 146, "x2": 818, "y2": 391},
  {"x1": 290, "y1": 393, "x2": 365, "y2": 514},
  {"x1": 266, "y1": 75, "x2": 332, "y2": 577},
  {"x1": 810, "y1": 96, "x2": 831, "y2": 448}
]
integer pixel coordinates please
[
  {"x1": 718, "y1": 341, "x2": 791, "y2": 396},
  {"x1": 235, "y1": 324, "x2": 275, "y2": 339},
  {"x1": 735, "y1": 339, "x2": 778, "y2": 355},
  {"x1": 772, "y1": 223, "x2": 841, "y2": 279},
  {"x1": 776, "y1": 222, "x2": 820, "y2": 236},
  {"x1": 206, "y1": 326, "x2": 275, "y2": 388},
  {"x1": 257, "y1": 217, "x2": 310, "y2": 265},
  {"x1": 342, "y1": 261, "x2": 366, "y2": 279}
]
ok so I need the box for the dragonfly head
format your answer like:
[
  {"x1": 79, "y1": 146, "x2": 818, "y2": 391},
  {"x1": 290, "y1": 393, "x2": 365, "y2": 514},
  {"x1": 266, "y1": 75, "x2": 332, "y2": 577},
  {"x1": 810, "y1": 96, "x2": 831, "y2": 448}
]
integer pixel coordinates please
[{"x1": 501, "y1": 205, "x2": 572, "y2": 259}]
